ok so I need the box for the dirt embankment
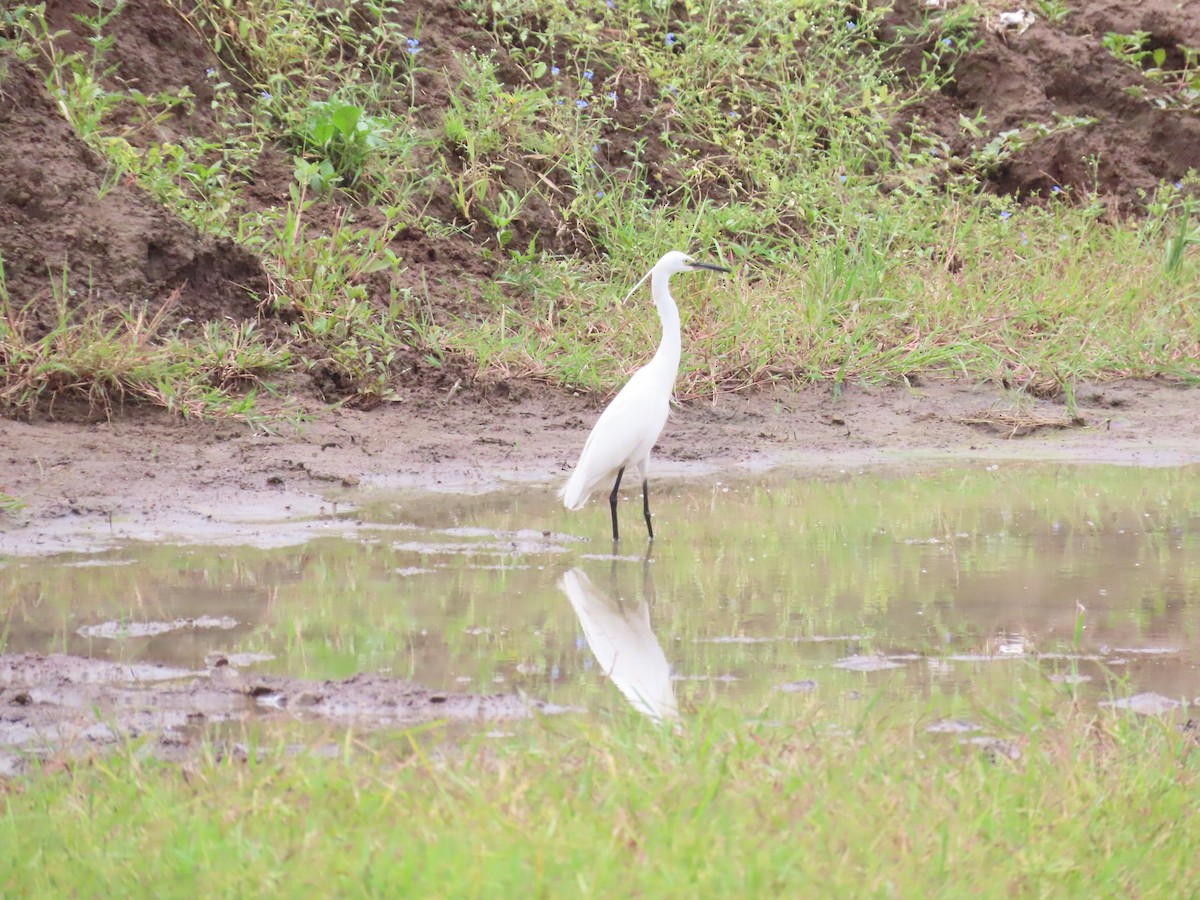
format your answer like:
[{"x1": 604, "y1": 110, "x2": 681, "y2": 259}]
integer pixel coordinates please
[
  {"x1": 3, "y1": 0, "x2": 1198, "y2": 341},
  {"x1": 3, "y1": 1, "x2": 1199, "y2": 546}
]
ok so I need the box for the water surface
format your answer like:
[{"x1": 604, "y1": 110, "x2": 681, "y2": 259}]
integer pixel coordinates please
[{"x1": 3, "y1": 463, "x2": 1198, "y2": 721}]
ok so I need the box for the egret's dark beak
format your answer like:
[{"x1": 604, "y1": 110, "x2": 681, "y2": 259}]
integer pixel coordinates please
[{"x1": 688, "y1": 261, "x2": 731, "y2": 273}]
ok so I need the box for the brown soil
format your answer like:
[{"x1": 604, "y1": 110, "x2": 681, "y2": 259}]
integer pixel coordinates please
[
  {"x1": 0, "y1": 58, "x2": 267, "y2": 329},
  {"x1": 893, "y1": 0, "x2": 1200, "y2": 207},
  {"x1": 0, "y1": 652, "x2": 556, "y2": 774}
]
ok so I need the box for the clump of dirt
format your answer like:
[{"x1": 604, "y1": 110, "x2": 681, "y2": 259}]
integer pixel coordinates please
[
  {"x1": 892, "y1": 0, "x2": 1200, "y2": 209},
  {"x1": 38, "y1": 0, "x2": 228, "y2": 143},
  {"x1": 0, "y1": 652, "x2": 556, "y2": 772},
  {"x1": 0, "y1": 58, "x2": 267, "y2": 327}
]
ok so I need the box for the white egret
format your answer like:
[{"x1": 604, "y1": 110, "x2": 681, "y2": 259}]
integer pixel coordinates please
[
  {"x1": 559, "y1": 567, "x2": 678, "y2": 721},
  {"x1": 559, "y1": 251, "x2": 730, "y2": 541}
]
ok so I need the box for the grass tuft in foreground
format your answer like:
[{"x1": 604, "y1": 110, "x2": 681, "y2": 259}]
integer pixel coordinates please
[{"x1": 0, "y1": 263, "x2": 292, "y2": 424}]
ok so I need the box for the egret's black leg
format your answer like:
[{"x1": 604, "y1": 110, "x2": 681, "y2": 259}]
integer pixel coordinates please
[
  {"x1": 609, "y1": 466, "x2": 625, "y2": 542},
  {"x1": 642, "y1": 478, "x2": 654, "y2": 540}
]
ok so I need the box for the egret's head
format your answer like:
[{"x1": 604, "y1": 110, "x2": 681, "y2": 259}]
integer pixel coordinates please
[{"x1": 656, "y1": 250, "x2": 731, "y2": 275}]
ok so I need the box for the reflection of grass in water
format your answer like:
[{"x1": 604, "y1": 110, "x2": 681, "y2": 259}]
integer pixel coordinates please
[
  {"x1": 2, "y1": 465, "x2": 1198, "y2": 700},
  {"x1": 2, "y1": 674, "x2": 1196, "y2": 894}
]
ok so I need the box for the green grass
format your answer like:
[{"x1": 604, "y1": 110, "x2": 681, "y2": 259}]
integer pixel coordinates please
[
  {"x1": 0, "y1": 0, "x2": 1197, "y2": 415},
  {"x1": 1, "y1": 689, "x2": 1196, "y2": 895},
  {"x1": 437, "y1": 201, "x2": 1200, "y2": 397}
]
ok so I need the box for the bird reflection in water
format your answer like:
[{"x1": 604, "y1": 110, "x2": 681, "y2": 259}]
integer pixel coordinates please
[{"x1": 559, "y1": 561, "x2": 678, "y2": 722}]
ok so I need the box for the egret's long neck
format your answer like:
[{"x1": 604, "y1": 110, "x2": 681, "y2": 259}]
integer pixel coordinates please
[{"x1": 648, "y1": 266, "x2": 681, "y2": 385}]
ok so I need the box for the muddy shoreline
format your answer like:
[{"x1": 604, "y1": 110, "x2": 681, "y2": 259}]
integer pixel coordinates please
[
  {"x1": 0, "y1": 652, "x2": 556, "y2": 775},
  {"x1": 3, "y1": 378, "x2": 1198, "y2": 556}
]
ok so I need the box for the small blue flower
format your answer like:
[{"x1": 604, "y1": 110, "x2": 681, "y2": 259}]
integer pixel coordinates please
[
  {"x1": 576, "y1": 98, "x2": 589, "y2": 109},
  {"x1": 942, "y1": 37, "x2": 953, "y2": 47},
  {"x1": 406, "y1": 37, "x2": 421, "y2": 55},
  {"x1": 847, "y1": 20, "x2": 856, "y2": 30},
  {"x1": 1051, "y1": 185, "x2": 1062, "y2": 194},
  {"x1": 583, "y1": 69, "x2": 594, "y2": 80},
  {"x1": 666, "y1": 32, "x2": 677, "y2": 46},
  {"x1": 930, "y1": 148, "x2": 940, "y2": 157},
  {"x1": 556, "y1": 98, "x2": 564, "y2": 106},
  {"x1": 205, "y1": 67, "x2": 217, "y2": 77},
  {"x1": 260, "y1": 90, "x2": 272, "y2": 101},
  {"x1": 597, "y1": 190, "x2": 605, "y2": 198},
  {"x1": 607, "y1": 91, "x2": 617, "y2": 102},
  {"x1": 838, "y1": 174, "x2": 847, "y2": 183},
  {"x1": 551, "y1": 65, "x2": 560, "y2": 76},
  {"x1": 1174, "y1": 180, "x2": 1183, "y2": 189},
  {"x1": 606, "y1": 0, "x2": 616, "y2": 8},
  {"x1": 592, "y1": 144, "x2": 600, "y2": 152},
  {"x1": 999, "y1": 210, "x2": 1012, "y2": 220}
]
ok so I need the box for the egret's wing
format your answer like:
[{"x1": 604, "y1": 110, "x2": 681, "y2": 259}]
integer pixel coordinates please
[
  {"x1": 560, "y1": 568, "x2": 678, "y2": 721},
  {"x1": 560, "y1": 370, "x2": 669, "y2": 508}
]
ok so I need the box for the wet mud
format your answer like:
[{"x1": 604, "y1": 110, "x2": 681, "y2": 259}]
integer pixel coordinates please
[
  {"x1": 0, "y1": 652, "x2": 556, "y2": 774},
  {"x1": 4, "y1": 378, "x2": 1199, "y2": 556}
]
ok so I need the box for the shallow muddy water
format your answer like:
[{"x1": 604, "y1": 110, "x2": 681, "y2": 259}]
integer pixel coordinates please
[{"x1": 2, "y1": 463, "x2": 1199, "y2": 734}]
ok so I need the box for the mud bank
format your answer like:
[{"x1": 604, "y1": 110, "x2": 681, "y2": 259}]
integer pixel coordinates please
[{"x1": 2, "y1": 379, "x2": 1198, "y2": 556}]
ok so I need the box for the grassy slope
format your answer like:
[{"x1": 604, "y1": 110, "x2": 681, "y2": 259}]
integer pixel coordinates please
[{"x1": 0, "y1": 0, "x2": 1197, "y2": 419}]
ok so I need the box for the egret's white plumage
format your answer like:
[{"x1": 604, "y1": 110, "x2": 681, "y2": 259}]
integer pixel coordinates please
[
  {"x1": 559, "y1": 567, "x2": 678, "y2": 721},
  {"x1": 560, "y1": 251, "x2": 729, "y2": 541}
]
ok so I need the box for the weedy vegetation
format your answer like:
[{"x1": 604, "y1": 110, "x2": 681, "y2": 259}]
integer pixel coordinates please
[
  {"x1": 0, "y1": 264, "x2": 290, "y2": 424},
  {"x1": 0, "y1": 0, "x2": 1196, "y2": 418}
]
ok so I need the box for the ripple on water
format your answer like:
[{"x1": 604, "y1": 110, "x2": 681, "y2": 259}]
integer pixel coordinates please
[
  {"x1": 1108, "y1": 647, "x2": 1180, "y2": 656},
  {"x1": 777, "y1": 680, "x2": 818, "y2": 693},
  {"x1": 1049, "y1": 673, "x2": 1092, "y2": 685}
]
